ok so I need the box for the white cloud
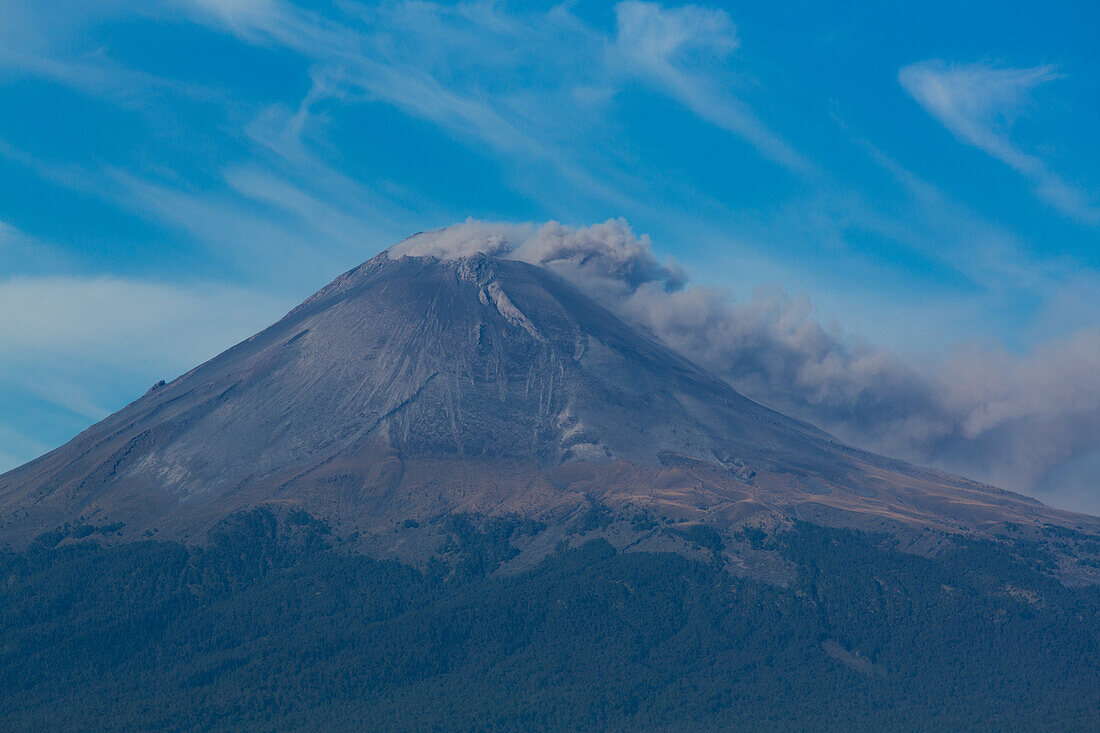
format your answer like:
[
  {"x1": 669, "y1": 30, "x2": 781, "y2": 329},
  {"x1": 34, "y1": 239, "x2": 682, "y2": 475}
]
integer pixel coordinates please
[
  {"x1": 0, "y1": 275, "x2": 284, "y2": 365},
  {"x1": 613, "y1": 1, "x2": 809, "y2": 172},
  {"x1": 1, "y1": 1, "x2": 807, "y2": 289},
  {"x1": 0, "y1": 219, "x2": 30, "y2": 249},
  {"x1": 188, "y1": 0, "x2": 276, "y2": 26},
  {"x1": 899, "y1": 60, "x2": 1099, "y2": 223},
  {"x1": 0, "y1": 218, "x2": 70, "y2": 274},
  {"x1": 181, "y1": 0, "x2": 808, "y2": 199},
  {"x1": 0, "y1": 45, "x2": 213, "y2": 105},
  {"x1": 0, "y1": 129, "x2": 414, "y2": 290},
  {"x1": 180, "y1": 0, "x2": 642, "y2": 216}
]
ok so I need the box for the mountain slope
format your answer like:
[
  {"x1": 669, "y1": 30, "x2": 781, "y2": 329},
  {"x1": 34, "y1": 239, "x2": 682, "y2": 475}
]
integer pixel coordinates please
[{"x1": 0, "y1": 247, "x2": 1096, "y2": 556}]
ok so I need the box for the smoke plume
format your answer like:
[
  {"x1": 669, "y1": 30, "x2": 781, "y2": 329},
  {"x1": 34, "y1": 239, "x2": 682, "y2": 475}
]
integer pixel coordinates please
[{"x1": 393, "y1": 219, "x2": 1100, "y2": 513}]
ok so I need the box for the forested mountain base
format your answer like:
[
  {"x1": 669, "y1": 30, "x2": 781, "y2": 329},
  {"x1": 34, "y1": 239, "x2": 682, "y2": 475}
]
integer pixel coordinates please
[{"x1": 1, "y1": 511, "x2": 1098, "y2": 731}]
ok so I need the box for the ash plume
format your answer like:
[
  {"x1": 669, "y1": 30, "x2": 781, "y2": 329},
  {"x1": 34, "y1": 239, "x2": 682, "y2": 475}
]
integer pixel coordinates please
[{"x1": 393, "y1": 218, "x2": 1100, "y2": 513}]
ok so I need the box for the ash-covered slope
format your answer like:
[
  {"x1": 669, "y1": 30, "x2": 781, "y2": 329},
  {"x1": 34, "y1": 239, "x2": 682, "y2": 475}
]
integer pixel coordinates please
[{"x1": 0, "y1": 247, "x2": 1094, "y2": 549}]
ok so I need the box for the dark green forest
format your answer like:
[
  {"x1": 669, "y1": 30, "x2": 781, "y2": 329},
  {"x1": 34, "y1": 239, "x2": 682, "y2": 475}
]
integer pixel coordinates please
[{"x1": 1, "y1": 511, "x2": 1098, "y2": 731}]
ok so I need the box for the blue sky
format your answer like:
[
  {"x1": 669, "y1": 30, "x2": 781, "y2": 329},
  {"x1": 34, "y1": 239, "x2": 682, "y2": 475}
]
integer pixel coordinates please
[{"x1": 2, "y1": 1, "x2": 1099, "y2": 509}]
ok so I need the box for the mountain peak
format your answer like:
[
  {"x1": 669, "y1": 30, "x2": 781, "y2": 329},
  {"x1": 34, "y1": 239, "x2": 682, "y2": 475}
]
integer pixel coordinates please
[{"x1": 0, "y1": 242, "x2": 1096, "y2": 557}]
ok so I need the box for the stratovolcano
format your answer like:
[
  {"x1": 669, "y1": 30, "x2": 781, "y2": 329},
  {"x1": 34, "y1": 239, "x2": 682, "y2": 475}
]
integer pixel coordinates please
[{"x1": 0, "y1": 237, "x2": 1096, "y2": 567}]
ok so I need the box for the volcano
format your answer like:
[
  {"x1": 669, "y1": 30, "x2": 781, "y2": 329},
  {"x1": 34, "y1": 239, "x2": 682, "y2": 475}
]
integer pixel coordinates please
[
  {"x1": 5, "y1": 233, "x2": 1100, "y2": 731},
  {"x1": 0, "y1": 239, "x2": 1096, "y2": 559}
]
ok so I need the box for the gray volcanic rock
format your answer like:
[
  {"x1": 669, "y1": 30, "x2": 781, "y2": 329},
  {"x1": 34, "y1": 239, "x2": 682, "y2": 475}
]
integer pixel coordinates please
[{"x1": 0, "y1": 245, "x2": 1096, "y2": 551}]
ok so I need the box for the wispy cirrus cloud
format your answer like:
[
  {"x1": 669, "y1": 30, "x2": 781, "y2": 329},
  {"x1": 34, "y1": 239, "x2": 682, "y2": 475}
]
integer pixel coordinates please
[
  {"x1": 183, "y1": 0, "x2": 809, "y2": 198},
  {"x1": 0, "y1": 218, "x2": 72, "y2": 276},
  {"x1": 899, "y1": 60, "x2": 1099, "y2": 223},
  {"x1": 182, "y1": 0, "x2": 632, "y2": 211},
  {"x1": 0, "y1": 274, "x2": 279, "y2": 362},
  {"x1": 0, "y1": 0, "x2": 820, "y2": 285},
  {"x1": 0, "y1": 45, "x2": 216, "y2": 106},
  {"x1": 613, "y1": 1, "x2": 809, "y2": 172}
]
